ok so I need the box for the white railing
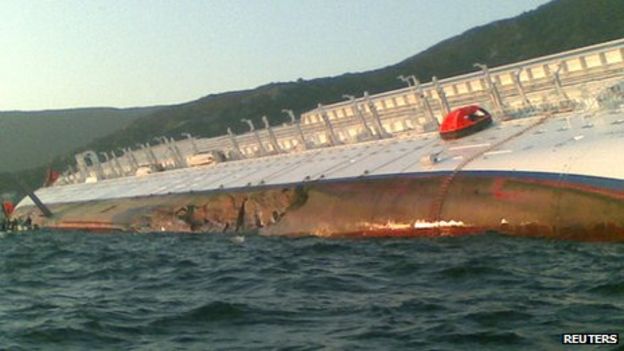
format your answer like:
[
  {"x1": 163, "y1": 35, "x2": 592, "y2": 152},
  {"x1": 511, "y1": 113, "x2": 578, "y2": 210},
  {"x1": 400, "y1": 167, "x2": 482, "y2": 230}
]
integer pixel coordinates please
[{"x1": 61, "y1": 38, "x2": 624, "y2": 185}]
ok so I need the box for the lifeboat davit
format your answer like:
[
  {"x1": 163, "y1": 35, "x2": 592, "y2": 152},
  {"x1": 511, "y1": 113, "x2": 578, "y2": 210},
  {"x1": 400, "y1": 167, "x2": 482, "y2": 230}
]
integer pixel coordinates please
[{"x1": 439, "y1": 105, "x2": 492, "y2": 140}]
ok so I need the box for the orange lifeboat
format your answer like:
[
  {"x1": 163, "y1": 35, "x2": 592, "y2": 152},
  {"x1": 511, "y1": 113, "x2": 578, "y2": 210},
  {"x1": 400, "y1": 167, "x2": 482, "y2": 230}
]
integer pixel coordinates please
[{"x1": 439, "y1": 105, "x2": 492, "y2": 140}]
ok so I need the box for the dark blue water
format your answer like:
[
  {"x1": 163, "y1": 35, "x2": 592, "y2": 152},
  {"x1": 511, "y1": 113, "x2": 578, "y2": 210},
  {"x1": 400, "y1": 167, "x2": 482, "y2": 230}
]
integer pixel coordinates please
[{"x1": 1, "y1": 231, "x2": 623, "y2": 350}]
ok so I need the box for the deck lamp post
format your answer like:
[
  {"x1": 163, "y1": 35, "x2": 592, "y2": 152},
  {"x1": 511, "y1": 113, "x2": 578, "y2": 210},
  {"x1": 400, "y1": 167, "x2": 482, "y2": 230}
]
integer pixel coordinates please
[
  {"x1": 552, "y1": 61, "x2": 570, "y2": 103},
  {"x1": 242, "y1": 118, "x2": 267, "y2": 156},
  {"x1": 135, "y1": 144, "x2": 148, "y2": 165},
  {"x1": 474, "y1": 63, "x2": 504, "y2": 113},
  {"x1": 136, "y1": 143, "x2": 158, "y2": 166},
  {"x1": 282, "y1": 109, "x2": 307, "y2": 150},
  {"x1": 109, "y1": 151, "x2": 124, "y2": 177},
  {"x1": 79, "y1": 150, "x2": 104, "y2": 181},
  {"x1": 362, "y1": 92, "x2": 388, "y2": 139},
  {"x1": 120, "y1": 147, "x2": 140, "y2": 172},
  {"x1": 99, "y1": 152, "x2": 116, "y2": 178},
  {"x1": 181, "y1": 133, "x2": 199, "y2": 154},
  {"x1": 397, "y1": 75, "x2": 438, "y2": 127},
  {"x1": 317, "y1": 103, "x2": 339, "y2": 146},
  {"x1": 153, "y1": 137, "x2": 171, "y2": 167},
  {"x1": 343, "y1": 94, "x2": 373, "y2": 139},
  {"x1": 66, "y1": 165, "x2": 77, "y2": 183},
  {"x1": 227, "y1": 128, "x2": 244, "y2": 159},
  {"x1": 432, "y1": 76, "x2": 451, "y2": 116},
  {"x1": 167, "y1": 137, "x2": 188, "y2": 167},
  {"x1": 410, "y1": 76, "x2": 439, "y2": 127},
  {"x1": 154, "y1": 136, "x2": 184, "y2": 168},
  {"x1": 262, "y1": 115, "x2": 282, "y2": 154},
  {"x1": 512, "y1": 67, "x2": 532, "y2": 108}
]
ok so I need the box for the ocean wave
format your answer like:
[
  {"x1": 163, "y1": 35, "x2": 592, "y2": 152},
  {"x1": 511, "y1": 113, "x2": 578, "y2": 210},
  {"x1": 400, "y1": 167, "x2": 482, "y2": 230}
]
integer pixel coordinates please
[{"x1": 1, "y1": 231, "x2": 623, "y2": 350}]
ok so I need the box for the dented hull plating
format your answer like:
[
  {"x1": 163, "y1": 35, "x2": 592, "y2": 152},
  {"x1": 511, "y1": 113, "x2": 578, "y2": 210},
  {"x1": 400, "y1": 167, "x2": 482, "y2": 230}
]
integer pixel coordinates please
[{"x1": 15, "y1": 171, "x2": 624, "y2": 241}]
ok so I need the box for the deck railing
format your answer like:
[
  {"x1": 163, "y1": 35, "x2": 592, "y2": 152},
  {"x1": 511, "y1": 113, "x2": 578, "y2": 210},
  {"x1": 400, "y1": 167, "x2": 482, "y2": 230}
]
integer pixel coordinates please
[{"x1": 61, "y1": 38, "x2": 624, "y2": 185}]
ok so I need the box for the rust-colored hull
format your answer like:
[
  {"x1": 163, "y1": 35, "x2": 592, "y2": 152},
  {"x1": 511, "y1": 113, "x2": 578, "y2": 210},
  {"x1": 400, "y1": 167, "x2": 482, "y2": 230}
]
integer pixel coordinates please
[{"x1": 14, "y1": 171, "x2": 624, "y2": 241}]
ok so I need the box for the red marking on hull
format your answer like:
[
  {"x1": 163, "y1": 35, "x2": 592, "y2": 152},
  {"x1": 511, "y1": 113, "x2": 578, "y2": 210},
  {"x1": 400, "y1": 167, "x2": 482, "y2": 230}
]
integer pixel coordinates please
[
  {"x1": 491, "y1": 178, "x2": 524, "y2": 201},
  {"x1": 511, "y1": 176, "x2": 624, "y2": 200}
]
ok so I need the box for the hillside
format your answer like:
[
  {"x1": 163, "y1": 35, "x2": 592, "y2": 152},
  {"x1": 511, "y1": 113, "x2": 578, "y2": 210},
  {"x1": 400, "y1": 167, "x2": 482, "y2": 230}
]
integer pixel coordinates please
[
  {"x1": 2, "y1": 0, "x2": 624, "y2": 202},
  {"x1": 0, "y1": 107, "x2": 159, "y2": 172},
  {"x1": 84, "y1": 0, "x2": 624, "y2": 150}
]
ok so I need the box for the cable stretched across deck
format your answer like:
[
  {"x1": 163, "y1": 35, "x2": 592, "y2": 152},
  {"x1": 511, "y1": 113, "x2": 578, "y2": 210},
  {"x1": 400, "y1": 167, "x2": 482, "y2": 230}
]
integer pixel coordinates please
[{"x1": 428, "y1": 112, "x2": 552, "y2": 233}]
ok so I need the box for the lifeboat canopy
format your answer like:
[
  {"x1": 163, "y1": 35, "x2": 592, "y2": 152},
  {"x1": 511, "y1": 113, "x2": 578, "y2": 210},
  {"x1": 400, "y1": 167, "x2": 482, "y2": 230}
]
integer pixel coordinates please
[
  {"x1": 439, "y1": 105, "x2": 492, "y2": 140},
  {"x1": 2, "y1": 201, "x2": 15, "y2": 218}
]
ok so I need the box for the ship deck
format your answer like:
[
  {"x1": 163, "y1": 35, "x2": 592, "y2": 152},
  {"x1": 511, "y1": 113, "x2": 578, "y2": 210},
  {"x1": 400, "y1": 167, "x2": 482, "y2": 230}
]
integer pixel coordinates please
[{"x1": 16, "y1": 109, "x2": 624, "y2": 208}]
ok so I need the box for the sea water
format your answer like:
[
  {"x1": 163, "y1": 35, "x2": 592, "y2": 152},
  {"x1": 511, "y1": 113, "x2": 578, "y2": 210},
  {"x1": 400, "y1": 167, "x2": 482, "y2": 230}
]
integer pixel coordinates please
[{"x1": 1, "y1": 231, "x2": 622, "y2": 350}]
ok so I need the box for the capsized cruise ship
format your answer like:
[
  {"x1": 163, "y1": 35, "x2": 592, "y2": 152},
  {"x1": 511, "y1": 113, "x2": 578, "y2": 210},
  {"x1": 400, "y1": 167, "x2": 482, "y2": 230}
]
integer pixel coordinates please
[{"x1": 13, "y1": 38, "x2": 624, "y2": 240}]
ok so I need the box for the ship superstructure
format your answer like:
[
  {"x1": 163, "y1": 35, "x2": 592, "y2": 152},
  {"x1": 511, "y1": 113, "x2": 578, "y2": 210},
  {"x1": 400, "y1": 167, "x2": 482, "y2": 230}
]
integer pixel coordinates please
[{"x1": 14, "y1": 38, "x2": 624, "y2": 240}]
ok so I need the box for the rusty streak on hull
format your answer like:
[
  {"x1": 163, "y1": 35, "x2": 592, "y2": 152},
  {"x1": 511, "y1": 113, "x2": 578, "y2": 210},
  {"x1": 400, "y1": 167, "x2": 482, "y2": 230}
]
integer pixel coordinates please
[{"x1": 14, "y1": 172, "x2": 624, "y2": 241}]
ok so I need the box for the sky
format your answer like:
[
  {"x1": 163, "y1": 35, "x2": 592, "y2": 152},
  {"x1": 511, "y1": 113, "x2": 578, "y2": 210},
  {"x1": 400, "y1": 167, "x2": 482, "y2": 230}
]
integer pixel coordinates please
[{"x1": 0, "y1": 0, "x2": 551, "y2": 111}]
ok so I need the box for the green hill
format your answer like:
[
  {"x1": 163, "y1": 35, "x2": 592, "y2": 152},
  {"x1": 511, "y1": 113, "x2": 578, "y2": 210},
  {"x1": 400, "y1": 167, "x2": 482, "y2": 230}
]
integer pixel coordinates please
[
  {"x1": 86, "y1": 0, "x2": 624, "y2": 148},
  {"x1": 2, "y1": 0, "x2": 623, "y2": 202},
  {"x1": 0, "y1": 107, "x2": 159, "y2": 172}
]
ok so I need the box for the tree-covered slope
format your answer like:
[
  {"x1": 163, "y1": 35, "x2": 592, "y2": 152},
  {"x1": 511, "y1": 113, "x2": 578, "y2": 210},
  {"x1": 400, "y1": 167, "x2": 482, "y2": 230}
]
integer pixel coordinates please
[
  {"x1": 92, "y1": 0, "x2": 624, "y2": 150},
  {"x1": 0, "y1": 107, "x2": 159, "y2": 172}
]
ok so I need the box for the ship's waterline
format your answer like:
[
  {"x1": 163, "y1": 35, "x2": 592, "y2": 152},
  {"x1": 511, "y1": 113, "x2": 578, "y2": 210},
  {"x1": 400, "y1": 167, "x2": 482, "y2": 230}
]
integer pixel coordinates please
[{"x1": 15, "y1": 171, "x2": 624, "y2": 241}]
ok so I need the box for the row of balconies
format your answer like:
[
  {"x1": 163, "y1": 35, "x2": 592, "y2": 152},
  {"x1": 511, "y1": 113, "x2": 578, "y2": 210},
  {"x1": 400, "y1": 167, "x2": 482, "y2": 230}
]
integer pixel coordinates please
[{"x1": 60, "y1": 39, "x2": 624, "y2": 185}]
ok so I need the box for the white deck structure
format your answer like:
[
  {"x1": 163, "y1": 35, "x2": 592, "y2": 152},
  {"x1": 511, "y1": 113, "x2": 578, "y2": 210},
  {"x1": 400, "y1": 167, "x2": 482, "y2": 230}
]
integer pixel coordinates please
[
  {"x1": 17, "y1": 108, "x2": 624, "y2": 207},
  {"x1": 16, "y1": 38, "x2": 624, "y2": 209}
]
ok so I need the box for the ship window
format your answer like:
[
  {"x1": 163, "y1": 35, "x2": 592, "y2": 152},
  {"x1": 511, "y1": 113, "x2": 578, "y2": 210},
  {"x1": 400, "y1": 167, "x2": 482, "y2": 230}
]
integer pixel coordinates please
[{"x1": 467, "y1": 108, "x2": 489, "y2": 121}]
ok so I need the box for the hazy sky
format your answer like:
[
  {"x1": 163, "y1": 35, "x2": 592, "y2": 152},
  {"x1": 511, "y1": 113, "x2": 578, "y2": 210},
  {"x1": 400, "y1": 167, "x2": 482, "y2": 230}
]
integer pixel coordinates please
[{"x1": 0, "y1": 0, "x2": 551, "y2": 111}]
